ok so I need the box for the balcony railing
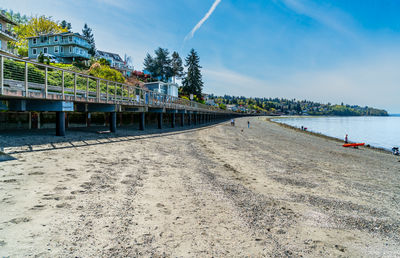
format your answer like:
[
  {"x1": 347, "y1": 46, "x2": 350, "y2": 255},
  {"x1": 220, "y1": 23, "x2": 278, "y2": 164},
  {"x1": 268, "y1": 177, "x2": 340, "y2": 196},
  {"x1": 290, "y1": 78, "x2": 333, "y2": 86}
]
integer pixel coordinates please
[
  {"x1": 0, "y1": 29, "x2": 17, "y2": 41},
  {"x1": 0, "y1": 47, "x2": 18, "y2": 56},
  {"x1": 57, "y1": 52, "x2": 90, "y2": 59},
  {"x1": 31, "y1": 38, "x2": 91, "y2": 49}
]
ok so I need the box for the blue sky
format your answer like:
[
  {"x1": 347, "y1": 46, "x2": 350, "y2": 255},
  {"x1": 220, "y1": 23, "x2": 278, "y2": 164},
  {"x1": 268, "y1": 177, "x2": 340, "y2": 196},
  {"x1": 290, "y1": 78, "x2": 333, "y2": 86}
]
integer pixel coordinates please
[{"x1": 2, "y1": 0, "x2": 400, "y2": 113}]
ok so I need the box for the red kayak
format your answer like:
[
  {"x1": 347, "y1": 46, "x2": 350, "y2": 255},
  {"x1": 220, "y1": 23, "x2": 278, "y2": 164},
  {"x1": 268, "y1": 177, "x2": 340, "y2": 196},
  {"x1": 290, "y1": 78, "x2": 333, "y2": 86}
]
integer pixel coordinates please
[{"x1": 343, "y1": 143, "x2": 365, "y2": 147}]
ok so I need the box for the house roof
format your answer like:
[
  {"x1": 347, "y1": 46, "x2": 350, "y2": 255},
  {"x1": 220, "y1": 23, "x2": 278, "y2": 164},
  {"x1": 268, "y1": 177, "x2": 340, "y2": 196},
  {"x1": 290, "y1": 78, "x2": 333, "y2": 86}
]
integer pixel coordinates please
[
  {"x1": 26, "y1": 32, "x2": 88, "y2": 41},
  {"x1": 96, "y1": 50, "x2": 123, "y2": 62},
  {"x1": 0, "y1": 12, "x2": 18, "y2": 26}
]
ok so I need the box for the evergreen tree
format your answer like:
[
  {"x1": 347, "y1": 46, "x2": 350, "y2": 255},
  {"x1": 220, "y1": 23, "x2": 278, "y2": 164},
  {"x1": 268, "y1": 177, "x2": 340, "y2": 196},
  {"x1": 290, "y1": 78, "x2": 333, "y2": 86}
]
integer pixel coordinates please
[
  {"x1": 143, "y1": 48, "x2": 173, "y2": 82},
  {"x1": 154, "y1": 47, "x2": 172, "y2": 82},
  {"x1": 82, "y1": 23, "x2": 96, "y2": 56},
  {"x1": 182, "y1": 49, "x2": 203, "y2": 96},
  {"x1": 171, "y1": 51, "x2": 184, "y2": 83},
  {"x1": 143, "y1": 53, "x2": 155, "y2": 74},
  {"x1": 60, "y1": 20, "x2": 72, "y2": 32}
]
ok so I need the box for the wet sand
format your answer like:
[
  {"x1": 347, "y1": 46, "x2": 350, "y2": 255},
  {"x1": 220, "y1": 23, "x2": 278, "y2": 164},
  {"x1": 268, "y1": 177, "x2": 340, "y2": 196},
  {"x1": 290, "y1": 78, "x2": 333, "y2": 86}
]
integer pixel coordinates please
[{"x1": 0, "y1": 117, "x2": 399, "y2": 257}]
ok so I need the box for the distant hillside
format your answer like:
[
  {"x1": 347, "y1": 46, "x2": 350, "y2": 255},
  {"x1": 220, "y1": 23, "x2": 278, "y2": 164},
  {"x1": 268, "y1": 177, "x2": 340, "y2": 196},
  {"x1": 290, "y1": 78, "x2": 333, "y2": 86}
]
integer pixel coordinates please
[{"x1": 209, "y1": 95, "x2": 388, "y2": 116}]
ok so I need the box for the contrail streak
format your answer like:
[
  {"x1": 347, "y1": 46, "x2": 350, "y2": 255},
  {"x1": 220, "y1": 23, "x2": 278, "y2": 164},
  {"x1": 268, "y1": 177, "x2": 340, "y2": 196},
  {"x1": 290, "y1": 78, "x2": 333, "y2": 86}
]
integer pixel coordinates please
[{"x1": 184, "y1": 0, "x2": 222, "y2": 41}]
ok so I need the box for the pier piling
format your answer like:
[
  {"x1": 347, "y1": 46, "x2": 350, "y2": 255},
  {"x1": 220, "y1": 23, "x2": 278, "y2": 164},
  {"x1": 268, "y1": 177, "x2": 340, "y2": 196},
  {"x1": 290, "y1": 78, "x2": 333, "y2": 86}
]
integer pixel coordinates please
[
  {"x1": 139, "y1": 112, "x2": 145, "y2": 131},
  {"x1": 171, "y1": 113, "x2": 176, "y2": 128},
  {"x1": 158, "y1": 113, "x2": 163, "y2": 129},
  {"x1": 56, "y1": 111, "x2": 65, "y2": 136},
  {"x1": 110, "y1": 112, "x2": 117, "y2": 133}
]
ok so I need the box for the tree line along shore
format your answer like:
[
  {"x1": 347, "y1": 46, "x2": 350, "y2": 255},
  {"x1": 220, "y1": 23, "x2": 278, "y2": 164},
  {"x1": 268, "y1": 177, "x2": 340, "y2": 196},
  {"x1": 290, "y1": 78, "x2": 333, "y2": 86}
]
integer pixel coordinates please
[{"x1": 209, "y1": 95, "x2": 388, "y2": 116}]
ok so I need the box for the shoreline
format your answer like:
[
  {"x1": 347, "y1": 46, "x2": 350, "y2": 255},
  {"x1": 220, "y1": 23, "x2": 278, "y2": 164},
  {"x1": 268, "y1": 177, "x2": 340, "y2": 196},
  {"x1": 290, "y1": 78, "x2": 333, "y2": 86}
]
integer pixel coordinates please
[{"x1": 267, "y1": 117, "x2": 393, "y2": 155}]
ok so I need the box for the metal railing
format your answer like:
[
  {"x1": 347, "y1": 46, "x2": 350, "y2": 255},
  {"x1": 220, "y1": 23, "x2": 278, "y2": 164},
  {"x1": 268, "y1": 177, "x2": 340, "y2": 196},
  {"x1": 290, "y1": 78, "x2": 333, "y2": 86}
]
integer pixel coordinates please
[
  {"x1": 0, "y1": 53, "x2": 230, "y2": 113},
  {"x1": 0, "y1": 29, "x2": 17, "y2": 40}
]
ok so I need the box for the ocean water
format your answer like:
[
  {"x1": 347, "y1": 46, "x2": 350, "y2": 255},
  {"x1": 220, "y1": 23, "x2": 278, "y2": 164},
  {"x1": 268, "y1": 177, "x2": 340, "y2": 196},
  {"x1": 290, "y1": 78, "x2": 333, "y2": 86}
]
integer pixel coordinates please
[{"x1": 273, "y1": 116, "x2": 400, "y2": 150}]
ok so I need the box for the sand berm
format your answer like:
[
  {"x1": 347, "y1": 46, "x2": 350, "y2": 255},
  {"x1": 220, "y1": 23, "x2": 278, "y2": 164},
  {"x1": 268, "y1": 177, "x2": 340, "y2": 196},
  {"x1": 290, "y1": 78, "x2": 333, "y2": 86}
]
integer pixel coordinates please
[{"x1": 0, "y1": 117, "x2": 399, "y2": 257}]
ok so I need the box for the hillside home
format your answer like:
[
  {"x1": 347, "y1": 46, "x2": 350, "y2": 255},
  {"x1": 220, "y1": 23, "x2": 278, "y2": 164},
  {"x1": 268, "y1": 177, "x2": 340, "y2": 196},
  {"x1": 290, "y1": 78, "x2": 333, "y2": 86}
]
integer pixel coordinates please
[
  {"x1": 27, "y1": 32, "x2": 91, "y2": 63},
  {"x1": 144, "y1": 81, "x2": 179, "y2": 97},
  {"x1": 96, "y1": 50, "x2": 133, "y2": 77},
  {"x1": 0, "y1": 12, "x2": 18, "y2": 56}
]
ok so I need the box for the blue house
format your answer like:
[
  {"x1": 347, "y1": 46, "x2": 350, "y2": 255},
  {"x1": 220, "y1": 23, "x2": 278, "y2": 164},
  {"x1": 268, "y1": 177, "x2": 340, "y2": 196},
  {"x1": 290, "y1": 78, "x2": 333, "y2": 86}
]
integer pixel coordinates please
[
  {"x1": 144, "y1": 82, "x2": 179, "y2": 97},
  {"x1": 27, "y1": 32, "x2": 91, "y2": 63}
]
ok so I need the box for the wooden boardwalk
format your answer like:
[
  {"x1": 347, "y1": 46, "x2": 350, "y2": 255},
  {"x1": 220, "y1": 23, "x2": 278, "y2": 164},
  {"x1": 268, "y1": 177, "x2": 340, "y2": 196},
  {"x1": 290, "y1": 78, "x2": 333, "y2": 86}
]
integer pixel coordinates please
[{"x1": 0, "y1": 54, "x2": 236, "y2": 136}]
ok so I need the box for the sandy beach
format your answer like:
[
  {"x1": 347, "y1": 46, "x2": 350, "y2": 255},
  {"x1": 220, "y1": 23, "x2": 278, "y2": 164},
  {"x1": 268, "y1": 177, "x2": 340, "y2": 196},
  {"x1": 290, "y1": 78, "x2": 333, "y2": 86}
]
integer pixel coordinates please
[{"x1": 0, "y1": 117, "x2": 399, "y2": 257}]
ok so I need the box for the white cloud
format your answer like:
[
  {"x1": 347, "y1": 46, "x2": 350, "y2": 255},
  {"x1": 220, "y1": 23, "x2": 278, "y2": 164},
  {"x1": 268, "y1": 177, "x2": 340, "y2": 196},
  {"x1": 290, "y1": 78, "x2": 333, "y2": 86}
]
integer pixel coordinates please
[{"x1": 184, "y1": 0, "x2": 222, "y2": 41}]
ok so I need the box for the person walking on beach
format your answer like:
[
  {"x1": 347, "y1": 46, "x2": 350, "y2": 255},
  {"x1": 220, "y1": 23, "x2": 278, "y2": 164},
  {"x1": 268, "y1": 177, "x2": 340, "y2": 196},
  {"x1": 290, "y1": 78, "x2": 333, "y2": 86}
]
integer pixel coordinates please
[
  {"x1": 247, "y1": 120, "x2": 250, "y2": 128},
  {"x1": 345, "y1": 134, "x2": 348, "y2": 143},
  {"x1": 231, "y1": 119, "x2": 235, "y2": 126}
]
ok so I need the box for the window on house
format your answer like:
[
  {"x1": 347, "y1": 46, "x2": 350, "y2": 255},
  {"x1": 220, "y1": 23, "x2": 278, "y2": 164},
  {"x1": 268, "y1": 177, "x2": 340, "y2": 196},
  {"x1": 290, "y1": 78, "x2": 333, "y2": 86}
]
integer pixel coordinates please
[
  {"x1": 54, "y1": 36, "x2": 58, "y2": 42},
  {"x1": 60, "y1": 47, "x2": 64, "y2": 53},
  {"x1": 69, "y1": 36, "x2": 72, "y2": 42},
  {"x1": 0, "y1": 40, "x2": 2, "y2": 49},
  {"x1": 69, "y1": 46, "x2": 72, "y2": 53},
  {"x1": 43, "y1": 47, "x2": 48, "y2": 54},
  {"x1": 33, "y1": 38, "x2": 37, "y2": 44},
  {"x1": 0, "y1": 24, "x2": 2, "y2": 31},
  {"x1": 54, "y1": 46, "x2": 59, "y2": 53},
  {"x1": 32, "y1": 48, "x2": 37, "y2": 55}
]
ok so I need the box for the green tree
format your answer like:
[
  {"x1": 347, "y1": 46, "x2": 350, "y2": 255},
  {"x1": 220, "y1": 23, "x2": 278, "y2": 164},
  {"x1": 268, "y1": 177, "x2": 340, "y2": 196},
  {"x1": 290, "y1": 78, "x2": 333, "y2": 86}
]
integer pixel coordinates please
[
  {"x1": 82, "y1": 23, "x2": 96, "y2": 56},
  {"x1": 143, "y1": 53, "x2": 155, "y2": 74},
  {"x1": 2, "y1": 9, "x2": 29, "y2": 25},
  {"x1": 182, "y1": 49, "x2": 203, "y2": 96},
  {"x1": 37, "y1": 52, "x2": 44, "y2": 63},
  {"x1": 143, "y1": 48, "x2": 173, "y2": 82},
  {"x1": 171, "y1": 51, "x2": 184, "y2": 83},
  {"x1": 153, "y1": 47, "x2": 172, "y2": 82},
  {"x1": 98, "y1": 58, "x2": 111, "y2": 66},
  {"x1": 60, "y1": 20, "x2": 72, "y2": 32}
]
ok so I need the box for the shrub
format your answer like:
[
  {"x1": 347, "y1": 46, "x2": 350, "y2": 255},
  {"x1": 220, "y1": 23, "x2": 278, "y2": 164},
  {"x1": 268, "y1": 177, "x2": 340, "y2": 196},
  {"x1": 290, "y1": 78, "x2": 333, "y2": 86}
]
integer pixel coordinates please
[
  {"x1": 88, "y1": 62, "x2": 125, "y2": 83},
  {"x1": 38, "y1": 53, "x2": 44, "y2": 63}
]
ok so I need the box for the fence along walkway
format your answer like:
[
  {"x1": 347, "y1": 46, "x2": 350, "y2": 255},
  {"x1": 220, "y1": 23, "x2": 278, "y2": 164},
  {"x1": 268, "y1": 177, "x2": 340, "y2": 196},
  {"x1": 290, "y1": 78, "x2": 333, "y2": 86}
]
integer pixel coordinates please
[{"x1": 0, "y1": 54, "x2": 228, "y2": 113}]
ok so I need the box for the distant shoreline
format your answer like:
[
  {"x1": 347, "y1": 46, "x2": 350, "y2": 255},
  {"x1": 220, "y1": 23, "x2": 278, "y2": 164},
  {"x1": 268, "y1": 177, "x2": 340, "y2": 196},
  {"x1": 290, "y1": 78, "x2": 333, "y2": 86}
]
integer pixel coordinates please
[{"x1": 266, "y1": 117, "x2": 392, "y2": 154}]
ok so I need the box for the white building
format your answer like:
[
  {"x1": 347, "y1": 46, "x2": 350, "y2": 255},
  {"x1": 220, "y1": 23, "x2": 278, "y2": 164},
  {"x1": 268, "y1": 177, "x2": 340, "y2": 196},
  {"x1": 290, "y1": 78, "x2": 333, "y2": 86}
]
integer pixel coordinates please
[
  {"x1": 96, "y1": 50, "x2": 133, "y2": 77},
  {"x1": 144, "y1": 81, "x2": 179, "y2": 97}
]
